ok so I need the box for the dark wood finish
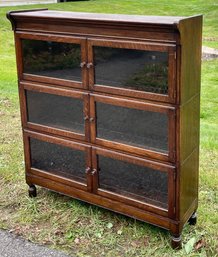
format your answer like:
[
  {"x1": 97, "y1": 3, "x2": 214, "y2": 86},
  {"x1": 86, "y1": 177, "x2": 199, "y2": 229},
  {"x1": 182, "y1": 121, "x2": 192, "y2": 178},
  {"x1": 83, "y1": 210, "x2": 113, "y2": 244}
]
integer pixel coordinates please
[
  {"x1": 92, "y1": 146, "x2": 174, "y2": 217},
  {"x1": 88, "y1": 38, "x2": 176, "y2": 103},
  {"x1": 178, "y1": 16, "x2": 202, "y2": 104},
  {"x1": 171, "y1": 234, "x2": 182, "y2": 249},
  {"x1": 16, "y1": 32, "x2": 88, "y2": 90},
  {"x1": 90, "y1": 93, "x2": 176, "y2": 162},
  {"x1": 24, "y1": 129, "x2": 92, "y2": 192},
  {"x1": 7, "y1": 10, "x2": 202, "y2": 249},
  {"x1": 179, "y1": 148, "x2": 199, "y2": 222},
  {"x1": 26, "y1": 172, "x2": 173, "y2": 228},
  {"x1": 28, "y1": 184, "x2": 37, "y2": 197},
  {"x1": 175, "y1": 16, "x2": 202, "y2": 227},
  {"x1": 188, "y1": 211, "x2": 197, "y2": 226},
  {"x1": 20, "y1": 81, "x2": 90, "y2": 142}
]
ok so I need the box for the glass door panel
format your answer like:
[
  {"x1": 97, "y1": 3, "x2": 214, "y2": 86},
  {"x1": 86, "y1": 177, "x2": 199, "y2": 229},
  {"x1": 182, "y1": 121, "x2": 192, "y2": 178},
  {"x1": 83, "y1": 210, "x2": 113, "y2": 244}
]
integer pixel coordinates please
[
  {"x1": 18, "y1": 33, "x2": 87, "y2": 89},
  {"x1": 26, "y1": 90, "x2": 85, "y2": 134},
  {"x1": 94, "y1": 47, "x2": 168, "y2": 94},
  {"x1": 90, "y1": 94, "x2": 175, "y2": 162},
  {"x1": 88, "y1": 39, "x2": 176, "y2": 103},
  {"x1": 21, "y1": 82, "x2": 89, "y2": 141},
  {"x1": 22, "y1": 39, "x2": 82, "y2": 82},
  {"x1": 30, "y1": 137, "x2": 86, "y2": 184},
  {"x1": 96, "y1": 101, "x2": 168, "y2": 153},
  {"x1": 95, "y1": 151, "x2": 170, "y2": 210}
]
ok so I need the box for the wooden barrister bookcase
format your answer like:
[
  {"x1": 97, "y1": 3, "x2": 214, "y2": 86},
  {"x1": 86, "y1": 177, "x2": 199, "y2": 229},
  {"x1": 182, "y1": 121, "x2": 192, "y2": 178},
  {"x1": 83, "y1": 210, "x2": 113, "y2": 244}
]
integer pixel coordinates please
[{"x1": 7, "y1": 9, "x2": 202, "y2": 248}]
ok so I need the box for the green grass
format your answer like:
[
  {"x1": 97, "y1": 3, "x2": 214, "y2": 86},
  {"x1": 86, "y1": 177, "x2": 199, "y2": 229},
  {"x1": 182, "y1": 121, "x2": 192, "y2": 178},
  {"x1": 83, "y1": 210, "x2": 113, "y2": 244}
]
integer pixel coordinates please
[{"x1": 0, "y1": 1, "x2": 218, "y2": 257}]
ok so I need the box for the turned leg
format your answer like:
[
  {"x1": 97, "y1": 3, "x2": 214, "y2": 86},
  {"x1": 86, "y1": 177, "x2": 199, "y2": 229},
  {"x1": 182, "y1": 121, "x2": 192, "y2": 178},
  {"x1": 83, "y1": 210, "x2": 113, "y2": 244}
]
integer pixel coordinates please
[
  {"x1": 188, "y1": 212, "x2": 197, "y2": 225},
  {"x1": 28, "y1": 185, "x2": 37, "y2": 198},
  {"x1": 171, "y1": 234, "x2": 182, "y2": 249}
]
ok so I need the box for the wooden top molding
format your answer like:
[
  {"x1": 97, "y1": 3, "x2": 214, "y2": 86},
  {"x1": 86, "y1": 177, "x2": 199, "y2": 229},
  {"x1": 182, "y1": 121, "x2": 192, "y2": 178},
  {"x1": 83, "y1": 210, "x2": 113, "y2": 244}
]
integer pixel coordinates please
[
  {"x1": 7, "y1": 9, "x2": 202, "y2": 43},
  {"x1": 8, "y1": 9, "x2": 186, "y2": 25}
]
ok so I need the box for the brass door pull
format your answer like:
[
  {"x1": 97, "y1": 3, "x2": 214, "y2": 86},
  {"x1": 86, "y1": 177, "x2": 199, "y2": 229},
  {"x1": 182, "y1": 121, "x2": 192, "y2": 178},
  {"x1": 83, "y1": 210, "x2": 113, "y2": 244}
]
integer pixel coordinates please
[
  {"x1": 80, "y1": 62, "x2": 86, "y2": 68},
  {"x1": 91, "y1": 169, "x2": 97, "y2": 175},
  {"x1": 85, "y1": 167, "x2": 91, "y2": 174},
  {"x1": 87, "y1": 63, "x2": 93, "y2": 69}
]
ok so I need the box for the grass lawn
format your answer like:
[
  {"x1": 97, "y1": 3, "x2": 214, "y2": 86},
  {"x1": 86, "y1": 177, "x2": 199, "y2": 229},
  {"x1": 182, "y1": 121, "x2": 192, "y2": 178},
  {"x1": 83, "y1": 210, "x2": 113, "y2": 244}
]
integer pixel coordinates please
[{"x1": 0, "y1": 1, "x2": 218, "y2": 256}]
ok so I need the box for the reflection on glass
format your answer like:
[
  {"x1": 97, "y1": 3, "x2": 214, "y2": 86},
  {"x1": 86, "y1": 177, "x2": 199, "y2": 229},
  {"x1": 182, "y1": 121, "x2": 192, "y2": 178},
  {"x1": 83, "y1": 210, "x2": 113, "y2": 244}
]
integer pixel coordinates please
[
  {"x1": 96, "y1": 102, "x2": 168, "y2": 153},
  {"x1": 26, "y1": 90, "x2": 84, "y2": 134},
  {"x1": 94, "y1": 46, "x2": 168, "y2": 94},
  {"x1": 98, "y1": 155, "x2": 168, "y2": 208},
  {"x1": 30, "y1": 138, "x2": 86, "y2": 182},
  {"x1": 22, "y1": 39, "x2": 81, "y2": 81}
]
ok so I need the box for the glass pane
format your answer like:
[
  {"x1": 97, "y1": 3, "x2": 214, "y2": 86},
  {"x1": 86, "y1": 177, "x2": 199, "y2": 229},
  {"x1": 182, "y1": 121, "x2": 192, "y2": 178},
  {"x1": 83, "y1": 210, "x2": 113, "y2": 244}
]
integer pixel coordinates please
[
  {"x1": 30, "y1": 138, "x2": 86, "y2": 183},
  {"x1": 26, "y1": 90, "x2": 84, "y2": 134},
  {"x1": 98, "y1": 156, "x2": 168, "y2": 208},
  {"x1": 94, "y1": 46, "x2": 168, "y2": 94},
  {"x1": 22, "y1": 39, "x2": 81, "y2": 81},
  {"x1": 96, "y1": 102, "x2": 168, "y2": 153}
]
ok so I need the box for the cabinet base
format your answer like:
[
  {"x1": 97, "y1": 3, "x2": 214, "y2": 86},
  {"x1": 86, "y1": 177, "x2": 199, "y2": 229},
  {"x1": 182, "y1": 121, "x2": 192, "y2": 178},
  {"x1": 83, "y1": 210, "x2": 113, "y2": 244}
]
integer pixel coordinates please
[
  {"x1": 171, "y1": 234, "x2": 182, "y2": 249},
  {"x1": 188, "y1": 212, "x2": 197, "y2": 226},
  {"x1": 26, "y1": 174, "x2": 196, "y2": 250},
  {"x1": 28, "y1": 185, "x2": 37, "y2": 198}
]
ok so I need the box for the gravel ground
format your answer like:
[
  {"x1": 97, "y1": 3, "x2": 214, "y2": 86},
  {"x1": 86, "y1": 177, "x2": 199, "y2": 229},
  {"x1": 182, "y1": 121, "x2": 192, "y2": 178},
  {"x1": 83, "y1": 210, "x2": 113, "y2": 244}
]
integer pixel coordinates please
[{"x1": 0, "y1": 229, "x2": 72, "y2": 257}]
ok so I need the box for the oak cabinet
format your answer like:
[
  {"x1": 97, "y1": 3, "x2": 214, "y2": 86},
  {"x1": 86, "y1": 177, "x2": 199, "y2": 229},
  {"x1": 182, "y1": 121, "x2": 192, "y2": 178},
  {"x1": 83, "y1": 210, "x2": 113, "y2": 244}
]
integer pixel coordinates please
[{"x1": 7, "y1": 9, "x2": 202, "y2": 248}]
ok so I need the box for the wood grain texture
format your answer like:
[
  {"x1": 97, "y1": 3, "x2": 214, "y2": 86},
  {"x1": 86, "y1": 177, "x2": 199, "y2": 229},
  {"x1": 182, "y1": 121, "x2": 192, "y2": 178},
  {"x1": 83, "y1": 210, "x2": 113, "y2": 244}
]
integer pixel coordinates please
[
  {"x1": 179, "y1": 148, "x2": 199, "y2": 222},
  {"x1": 26, "y1": 172, "x2": 174, "y2": 230},
  {"x1": 16, "y1": 32, "x2": 87, "y2": 89},
  {"x1": 90, "y1": 93, "x2": 176, "y2": 162},
  {"x1": 177, "y1": 15, "x2": 202, "y2": 104},
  {"x1": 88, "y1": 39, "x2": 176, "y2": 103},
  {"x1": 179, "y1": 94, "x2": 200, "y2": 163},
  {"x1": 7, "y1": 10, "x2": 202, "y2": 248},
  {"x1": 93, "y1": 146, "x2": 174, "y2": 216},
  {"x1": 7, "y1": 10, "x2": 181, "y2": 43},
  {"x1": 9, "y1": 10, "x2": 185, "y2": 25},
  {"x1": 20, "y1": 81, "x2": 89, "y2": 141}
]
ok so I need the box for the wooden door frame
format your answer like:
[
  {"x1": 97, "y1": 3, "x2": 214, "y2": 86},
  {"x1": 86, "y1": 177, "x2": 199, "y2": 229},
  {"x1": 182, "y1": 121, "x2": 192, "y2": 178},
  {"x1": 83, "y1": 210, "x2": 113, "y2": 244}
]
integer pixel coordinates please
[
  {"x1": 19, "y1": 81, "x2": 90, "y2": 142},
  {"x1": 91, "y1": 146, "x2": 176, "y2": 218},
  {"x1": 87, "y1": 38, "x2": 176, "y2": 103},
  {"x1": 24, "y1": 129, "x2": 92, "y2": 192},
  {"x1": 90, "y1": 93, "x2": 176, "y2": 163},
  {"x1": 15, "y1": 31, "x2": 88, "y2": 89}
]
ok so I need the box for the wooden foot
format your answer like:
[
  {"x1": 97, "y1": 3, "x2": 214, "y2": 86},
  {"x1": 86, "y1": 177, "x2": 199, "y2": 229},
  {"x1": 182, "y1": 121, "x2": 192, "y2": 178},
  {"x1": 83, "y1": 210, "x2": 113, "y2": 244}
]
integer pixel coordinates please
[
  {"x1": 171, "y1": 234, "x2": 182, "y2": 249},
  {"x1": 28, "y1": 185, "x2": 37, "y2": 198},
  {"x1": 188, "y1": 212, "x2": 197, "y2": 225}
]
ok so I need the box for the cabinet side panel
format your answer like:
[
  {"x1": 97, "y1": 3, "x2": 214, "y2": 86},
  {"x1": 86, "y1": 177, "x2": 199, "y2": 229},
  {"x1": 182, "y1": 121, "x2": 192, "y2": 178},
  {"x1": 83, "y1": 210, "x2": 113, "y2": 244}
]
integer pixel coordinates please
[
  {"x1": 179, "y1": 15, "x2": 202, "y2": 103},
  {"x1": 180, "y1": 94, "x2": 200, "y2": 162},
  {"x1": 179, "y1": 94, "x2": 200, "y2": 221},
  {"x1": 178, "y1": 16, "x2": 202, "y2": 221},
  {"x1": 179, "y1": 147, "x2": 199, "y2": 222}
]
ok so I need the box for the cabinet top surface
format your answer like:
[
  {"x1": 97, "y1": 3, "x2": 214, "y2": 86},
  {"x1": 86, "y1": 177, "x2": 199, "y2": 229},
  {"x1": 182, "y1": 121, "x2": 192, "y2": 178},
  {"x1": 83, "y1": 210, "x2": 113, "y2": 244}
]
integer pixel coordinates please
[{"x1": 8, "y1": 9, "x2": 195, "y2": 26}]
